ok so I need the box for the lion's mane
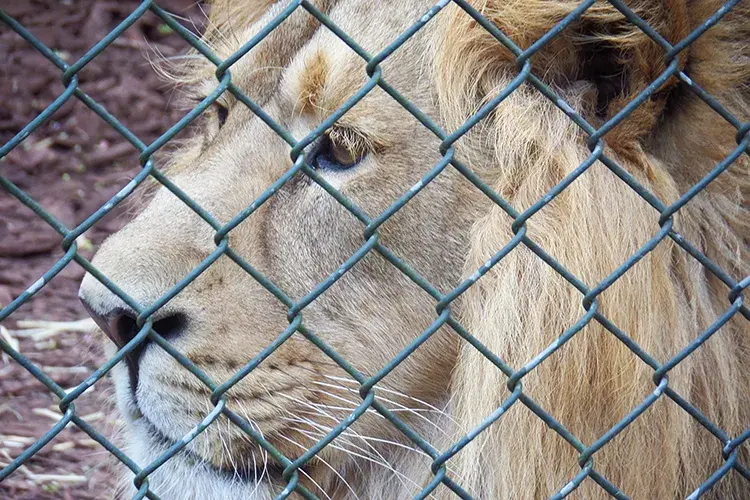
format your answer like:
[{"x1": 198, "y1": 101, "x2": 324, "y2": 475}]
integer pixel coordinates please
[{"x1": 434, "y1": 1, "x2": 749, "y2": 497}]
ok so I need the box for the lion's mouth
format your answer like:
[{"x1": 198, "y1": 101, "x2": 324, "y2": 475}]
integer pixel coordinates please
[{"x1": 133, "y1": 413, "x2": 287, "y2": 484}]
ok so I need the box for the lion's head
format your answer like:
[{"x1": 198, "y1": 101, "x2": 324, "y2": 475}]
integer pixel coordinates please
[{"x1": 78, "y1": 0, "x2": 748, "y2": 498}]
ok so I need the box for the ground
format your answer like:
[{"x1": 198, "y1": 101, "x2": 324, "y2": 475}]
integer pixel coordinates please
[{"x1": 0, "y1": 1, "x2": 204, "y2": 497}]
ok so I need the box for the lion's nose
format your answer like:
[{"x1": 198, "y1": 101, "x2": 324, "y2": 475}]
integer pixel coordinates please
[
  {"x1": 80, "y1": 300, "x2": 134, "y2": 347},
  {"x1": 80, "y1": 291, "x2": 187, "y2": 393},
  {"x1": 80, "y1": 296, "x2": 187, "y2": 348}
]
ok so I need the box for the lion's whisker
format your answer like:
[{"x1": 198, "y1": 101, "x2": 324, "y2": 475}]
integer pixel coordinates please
[
  {"x1": 280, "y1": 377, "x2": 461, "y2": 486},
  {"x1": 283, "y1": 416, "x2": 417, "y2": 455},
  {"x1": 322, "y1": 376, "x2": 456, "y2": 417},
  {"x1": 285, "y1": 415, "x2": 369, "y2": 478},
  {"x1": 276, "y1": 391, "x2": 398, "y2": 482},
  {"x1": 274, "y1": 431, "x2": 345, "y2": 500},
  {"x1": 311, "y1": 379, "x2": 455, "y2": 435},
  {"x1": 286, "y1": 415, "x2": 469, "y2": 487},
  {"x1": 288, "y1": 426, "x2": 434, "y2": 498},
  {"x1": 237, "y1": 406, "x2": 271, "y2": 495},
  {"x1": 282, "y1": 408, "x2": 426, "y2": 495}
]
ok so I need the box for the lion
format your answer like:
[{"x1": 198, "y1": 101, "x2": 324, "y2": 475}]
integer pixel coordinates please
[{"x1": 77, "y1": 0, "x2": 749, "y2": 498}]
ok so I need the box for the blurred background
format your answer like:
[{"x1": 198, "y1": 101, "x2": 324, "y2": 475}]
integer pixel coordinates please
[{"x1": 1, "y1": 1, "x2": 204, "y2": 497}]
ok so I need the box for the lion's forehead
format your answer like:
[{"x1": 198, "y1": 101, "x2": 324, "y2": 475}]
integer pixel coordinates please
[{"x1": 209, "y1": 0, "x2": 438, "y2": 116}]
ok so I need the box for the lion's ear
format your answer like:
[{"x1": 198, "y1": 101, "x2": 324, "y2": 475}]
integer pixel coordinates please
[
  {"x1": 205, "y1": 0, "x2": 277, "y2": 38},
  {"x1": 436, "y1": 0, "x2": 697, "y2": 147}
]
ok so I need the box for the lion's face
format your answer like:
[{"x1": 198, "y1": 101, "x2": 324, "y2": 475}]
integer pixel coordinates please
[
  {"x1": 79, "y1": 0, "x2": 750, "y2": 498},
  {"x1": 80, "y1": 0, "x2": 475, "y2": 493}
]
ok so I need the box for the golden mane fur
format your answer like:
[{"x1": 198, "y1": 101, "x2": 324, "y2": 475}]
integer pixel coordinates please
[
  {"x1": 436, "y1": 1, "x2": 749, "y2": 497},
  {"x1": 80, "y1": 0, "x2": 748, "y2": 498}
]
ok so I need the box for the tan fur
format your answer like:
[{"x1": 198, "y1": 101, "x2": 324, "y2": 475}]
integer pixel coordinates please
[
  {"x1": 296, "y1": 49, "x2": 330, "y2": 112},
  {"x1": 79, "y1": 1, "x2": 749, "y2": 498}
]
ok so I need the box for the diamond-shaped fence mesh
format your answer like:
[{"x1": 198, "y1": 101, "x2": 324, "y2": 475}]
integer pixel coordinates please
[{"x1": 1, "y1": 0, "x2": 748, "y2": 498}]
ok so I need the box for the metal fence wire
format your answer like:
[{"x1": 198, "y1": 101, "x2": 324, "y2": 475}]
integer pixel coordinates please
[{"x1": 1, "y1": 0, "x2": 748, "y2": 498}]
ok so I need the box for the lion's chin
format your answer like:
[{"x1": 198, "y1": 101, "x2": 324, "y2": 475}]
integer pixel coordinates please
[{"x1": 121, "y1": 416, "x2": 281, "y2": 499}]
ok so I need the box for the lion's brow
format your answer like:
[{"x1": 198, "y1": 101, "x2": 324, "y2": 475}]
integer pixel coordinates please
[{"x1": 296, "y1": 49, "x2": 330, "y2": 114}]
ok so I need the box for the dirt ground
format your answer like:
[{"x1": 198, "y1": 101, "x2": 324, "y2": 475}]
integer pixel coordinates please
[{"x1": 1, "y1": 1, "x2": 205, "y2": 497}]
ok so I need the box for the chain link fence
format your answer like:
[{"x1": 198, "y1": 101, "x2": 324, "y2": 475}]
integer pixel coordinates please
[{"x1": 1, "y1": 0, "x2": 748, "y2": 498}]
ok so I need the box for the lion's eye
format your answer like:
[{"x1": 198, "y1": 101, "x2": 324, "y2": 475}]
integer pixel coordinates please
[
  {"x1": 310, "y1": 134, "x2": 365, "y2": 171},
  {"x1": 215, "y1": 102, "x2": 229, "y2": 127}
]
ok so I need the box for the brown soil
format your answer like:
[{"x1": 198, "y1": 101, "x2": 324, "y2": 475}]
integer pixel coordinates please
[{"x1": 1, "y1": 1, "x2": 204, "y2": 497}]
